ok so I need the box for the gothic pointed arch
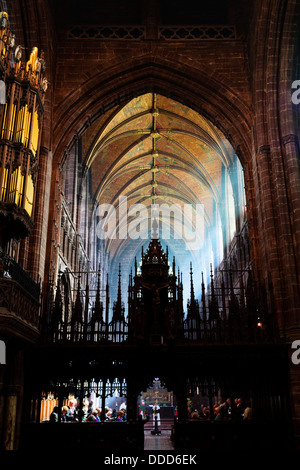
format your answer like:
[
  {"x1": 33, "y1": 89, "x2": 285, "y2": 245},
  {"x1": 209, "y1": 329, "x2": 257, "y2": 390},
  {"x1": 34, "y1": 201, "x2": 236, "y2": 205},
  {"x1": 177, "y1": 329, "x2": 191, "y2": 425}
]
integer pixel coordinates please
[{"x1": 53, "y1": 57, "x2": 253, "y2": 169}]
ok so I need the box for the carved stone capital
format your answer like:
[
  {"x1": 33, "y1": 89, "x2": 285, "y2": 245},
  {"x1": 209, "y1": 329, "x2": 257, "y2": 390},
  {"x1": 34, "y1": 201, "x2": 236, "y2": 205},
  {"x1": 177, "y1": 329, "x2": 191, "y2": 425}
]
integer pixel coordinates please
[
  {"x1": 257, "y1": 144, "x2": 270, "y2": 155},
  {"x1": 281, "y1": 134, "x2": 298, "y2": 147}
]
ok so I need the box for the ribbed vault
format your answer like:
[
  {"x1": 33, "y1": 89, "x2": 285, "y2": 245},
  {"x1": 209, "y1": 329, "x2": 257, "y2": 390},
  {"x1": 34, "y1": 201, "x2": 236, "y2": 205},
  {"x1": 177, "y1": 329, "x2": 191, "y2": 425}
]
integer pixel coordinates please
[{"x1": 81, "y1": 92, "x2": 242, "y2": 300}]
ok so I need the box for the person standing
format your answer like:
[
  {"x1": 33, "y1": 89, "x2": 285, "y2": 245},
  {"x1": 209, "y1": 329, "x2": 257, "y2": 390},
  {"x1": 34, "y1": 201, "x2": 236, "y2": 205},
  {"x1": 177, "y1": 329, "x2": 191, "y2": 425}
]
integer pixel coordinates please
[{"x1": 152, "y1": 402, "x2": 160, "y2": 427}]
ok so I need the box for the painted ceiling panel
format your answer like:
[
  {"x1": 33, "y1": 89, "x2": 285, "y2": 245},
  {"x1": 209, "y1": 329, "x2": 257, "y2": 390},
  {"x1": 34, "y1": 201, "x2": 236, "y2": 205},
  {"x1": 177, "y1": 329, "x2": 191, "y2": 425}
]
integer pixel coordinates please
[{"x1": 100, "y1": 94, "x2": 153, "y2": 140}]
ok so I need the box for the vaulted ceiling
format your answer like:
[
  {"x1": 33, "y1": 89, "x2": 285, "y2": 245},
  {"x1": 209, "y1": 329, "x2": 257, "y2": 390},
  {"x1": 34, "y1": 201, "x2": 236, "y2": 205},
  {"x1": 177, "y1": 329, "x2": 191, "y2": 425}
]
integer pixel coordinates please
[{"x1": 82, "y1": 92, "x2": 236, "y2": 293}]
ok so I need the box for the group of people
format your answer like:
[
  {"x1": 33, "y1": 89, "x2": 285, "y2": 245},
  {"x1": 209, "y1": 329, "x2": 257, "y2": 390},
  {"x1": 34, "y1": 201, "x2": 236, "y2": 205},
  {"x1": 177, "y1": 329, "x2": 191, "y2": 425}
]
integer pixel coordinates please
[
  {"x1": 49, "y1": 396, "x2": 253, "y2": 423},
  {"x1": 188, "y1": 397, "x2": 253, "y2": 421},
  {"x1": 49, "y1": 399, "x2": 127, "y2": 423}
]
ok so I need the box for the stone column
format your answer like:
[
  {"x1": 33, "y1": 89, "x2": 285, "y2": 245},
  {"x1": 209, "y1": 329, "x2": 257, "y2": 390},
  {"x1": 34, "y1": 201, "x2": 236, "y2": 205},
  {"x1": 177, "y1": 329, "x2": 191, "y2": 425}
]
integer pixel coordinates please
[
  {"x1": 281, "y1": 134, "x2": 300, "y2": 328},
  {"x1": 126, "y1": 378, "x2": 138, "y2": 423},
  {"x1": 289, "y1": 357, "x2": 300, "y2": 450},
  {"x1": 28, "y1": 146, "x2": 53, "y2": 282},
  {"x1": 281, "y1": 133, "x2": 300, "y2": 450},
  {"x1": 2, "y1": 385, "x2": 20, "y2": 450},
  {"x1": 0, "y1": 365, "x2": 6, "y2": 447},
  {"x1": 175, "y1": 379, "x2": 187, "y2": 422}
]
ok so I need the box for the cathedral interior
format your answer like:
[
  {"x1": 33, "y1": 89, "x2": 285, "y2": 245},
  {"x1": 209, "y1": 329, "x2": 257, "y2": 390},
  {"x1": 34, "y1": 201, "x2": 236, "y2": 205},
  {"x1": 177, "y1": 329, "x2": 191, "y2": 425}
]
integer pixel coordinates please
[{"x1": 0, "y1": 0, "x2": 300, "y2": 453}]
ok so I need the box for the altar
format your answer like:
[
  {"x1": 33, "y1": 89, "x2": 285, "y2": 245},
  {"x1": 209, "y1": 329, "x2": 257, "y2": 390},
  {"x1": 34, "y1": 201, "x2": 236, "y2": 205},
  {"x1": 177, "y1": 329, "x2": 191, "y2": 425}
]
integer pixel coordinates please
[
  {"x1": 139, "y1": 378, "x2": 175, "y2": 421},
  {"x1": 147, "y1": 405, "x2": 174, "y2": 419}
]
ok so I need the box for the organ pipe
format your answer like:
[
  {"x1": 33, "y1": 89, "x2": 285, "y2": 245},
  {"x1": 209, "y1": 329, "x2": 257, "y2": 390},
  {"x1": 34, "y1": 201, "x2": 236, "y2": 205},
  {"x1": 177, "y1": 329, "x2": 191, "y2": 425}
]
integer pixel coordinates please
[{"x1": 0, "y1": 12, "x2": 47, "y2": 229}]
